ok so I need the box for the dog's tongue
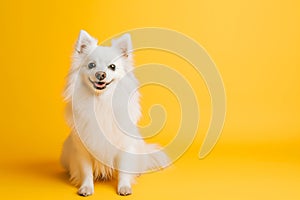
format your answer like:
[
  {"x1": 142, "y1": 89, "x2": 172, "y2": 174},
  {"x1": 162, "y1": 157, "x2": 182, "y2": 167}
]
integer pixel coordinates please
[{"x1": 95, "y1": 82, "x2": 106, "y2": 88}]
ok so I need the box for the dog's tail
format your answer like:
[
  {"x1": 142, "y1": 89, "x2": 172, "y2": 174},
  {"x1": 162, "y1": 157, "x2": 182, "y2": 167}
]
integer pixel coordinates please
[
  {"x1": 141, "y1": 143, "x2": 170, "y2": 173},
  {"x1": 117, "y1": 142, "x2": 170, "y2": 174}
]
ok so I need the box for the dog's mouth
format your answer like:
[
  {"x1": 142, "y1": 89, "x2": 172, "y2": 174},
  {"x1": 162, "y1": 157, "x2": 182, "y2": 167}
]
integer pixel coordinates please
[{"x1": 88, "y1": 78, "x2": 113, "y2": 90}]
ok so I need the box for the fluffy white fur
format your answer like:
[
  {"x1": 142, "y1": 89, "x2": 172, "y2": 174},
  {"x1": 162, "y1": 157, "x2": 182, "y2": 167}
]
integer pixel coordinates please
[{"x1": 60, "y1": 30, "x2": 169, "y2": 196}]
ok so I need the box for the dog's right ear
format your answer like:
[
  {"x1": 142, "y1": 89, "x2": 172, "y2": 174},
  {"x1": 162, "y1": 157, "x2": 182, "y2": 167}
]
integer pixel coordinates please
[{"x1": 74, "y1": 30, "x2": 98, "y2": 55}]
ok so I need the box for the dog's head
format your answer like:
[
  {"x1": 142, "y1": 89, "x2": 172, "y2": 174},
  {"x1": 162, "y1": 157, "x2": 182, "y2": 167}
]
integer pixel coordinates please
[{"x1": 67, "y1": 30, "x2": 133, "y2": 96}]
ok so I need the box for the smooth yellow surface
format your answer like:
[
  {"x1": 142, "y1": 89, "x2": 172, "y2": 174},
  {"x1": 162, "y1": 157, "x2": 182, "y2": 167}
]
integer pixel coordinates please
[{"x1": 0, "y1": 0, "x2": 300, "y2": 199}]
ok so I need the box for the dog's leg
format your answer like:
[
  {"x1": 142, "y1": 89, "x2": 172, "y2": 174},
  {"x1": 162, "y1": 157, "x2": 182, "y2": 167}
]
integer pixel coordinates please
[
  {"x1": 77, "y1": 156, "x2": 94, "y2": 197},
  {"x1": 62, "y1": 135, "x2": 95, "y2": 196},
  {"x1": 117, "y1": 152, "x2": 137, "y2": 196},
  {"x1": 68, "y1": 144, "x2": 94, "y2": 197},
  {"x1": 118, "y1": 172, "x2": 134, "y2": 196}
]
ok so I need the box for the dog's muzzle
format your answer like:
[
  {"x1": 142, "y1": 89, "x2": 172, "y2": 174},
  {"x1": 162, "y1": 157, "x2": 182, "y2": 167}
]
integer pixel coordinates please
[{"x1": 89, "y1": 76, "x2": 113, "y2": 90}]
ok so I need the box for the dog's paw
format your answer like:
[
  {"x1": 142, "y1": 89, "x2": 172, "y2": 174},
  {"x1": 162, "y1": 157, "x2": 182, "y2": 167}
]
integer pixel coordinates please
[
  {"x1": 78, "y1": 186, "x2": 94, "y2": 197},
  {"x1": 118, "y1": 186, "x2": 132, "y2": 196}
]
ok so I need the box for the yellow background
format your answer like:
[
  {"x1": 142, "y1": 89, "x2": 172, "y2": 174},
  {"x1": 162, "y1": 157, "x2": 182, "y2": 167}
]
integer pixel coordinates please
[{"x1": 1, "y1": 0, "x2": 300, "y2": 199}]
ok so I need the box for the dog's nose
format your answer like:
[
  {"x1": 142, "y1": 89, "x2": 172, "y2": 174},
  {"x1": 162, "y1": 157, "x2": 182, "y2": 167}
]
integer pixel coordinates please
[{"x1": 95, "y1": 71, "x2": 106, "y2": 81}]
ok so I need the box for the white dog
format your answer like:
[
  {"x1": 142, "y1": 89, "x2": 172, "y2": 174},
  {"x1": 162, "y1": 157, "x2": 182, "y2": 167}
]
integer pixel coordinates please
[{"x1": 60, "y1": 30, "x2": 169, "y2": 196}]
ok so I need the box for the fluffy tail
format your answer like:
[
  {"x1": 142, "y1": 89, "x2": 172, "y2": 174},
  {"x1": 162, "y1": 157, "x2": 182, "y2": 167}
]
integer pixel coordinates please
[{"x1": 141, "y1": 143, "x2": 170, "y2": 173}]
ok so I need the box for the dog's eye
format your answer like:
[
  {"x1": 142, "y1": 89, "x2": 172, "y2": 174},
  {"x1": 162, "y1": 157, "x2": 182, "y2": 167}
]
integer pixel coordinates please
[
  {"x1": 108, "y1": 64, "x2": 116, "y2": 71},
  {"x1": 88, "y1": 62, "x2": 96, "y2": 69}
]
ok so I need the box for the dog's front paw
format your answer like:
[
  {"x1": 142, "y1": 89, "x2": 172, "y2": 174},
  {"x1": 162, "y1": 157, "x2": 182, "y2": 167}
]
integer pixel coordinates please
[
  {"x1": 118, "y1": 186, "x2": 132, "y2": 196},
  {"x1": 78, "y1": 186, "x2": 94, "y2": 197}
]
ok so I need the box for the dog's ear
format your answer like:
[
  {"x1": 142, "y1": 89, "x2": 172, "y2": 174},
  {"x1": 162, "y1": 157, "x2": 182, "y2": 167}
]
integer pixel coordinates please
[
  {"x1": 112, "y1": 33, "x2": 132, "y2": 59},
  {"x1": 74, "y1": 30, "x2": 98, "y2": 55}
]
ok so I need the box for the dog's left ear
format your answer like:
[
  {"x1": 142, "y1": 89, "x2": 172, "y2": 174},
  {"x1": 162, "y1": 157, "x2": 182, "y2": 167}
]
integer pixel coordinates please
[
  {"x1": 112, "y1": 34, "x2": 132, "y2": 59},
  {"x1": 75, "y1": 30, "x2": 98, "y2": 56}
]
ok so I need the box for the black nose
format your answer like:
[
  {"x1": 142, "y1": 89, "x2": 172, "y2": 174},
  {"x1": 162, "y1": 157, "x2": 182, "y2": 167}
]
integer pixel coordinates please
[{"x1": 95, "y1": 71, "x2": 106, "y2": 81}]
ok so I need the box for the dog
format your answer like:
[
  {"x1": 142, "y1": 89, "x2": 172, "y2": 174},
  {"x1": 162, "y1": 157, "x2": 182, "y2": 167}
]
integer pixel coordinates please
[{"x1": 60, "y1": 30, "x2": 169, "y2": 196}]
